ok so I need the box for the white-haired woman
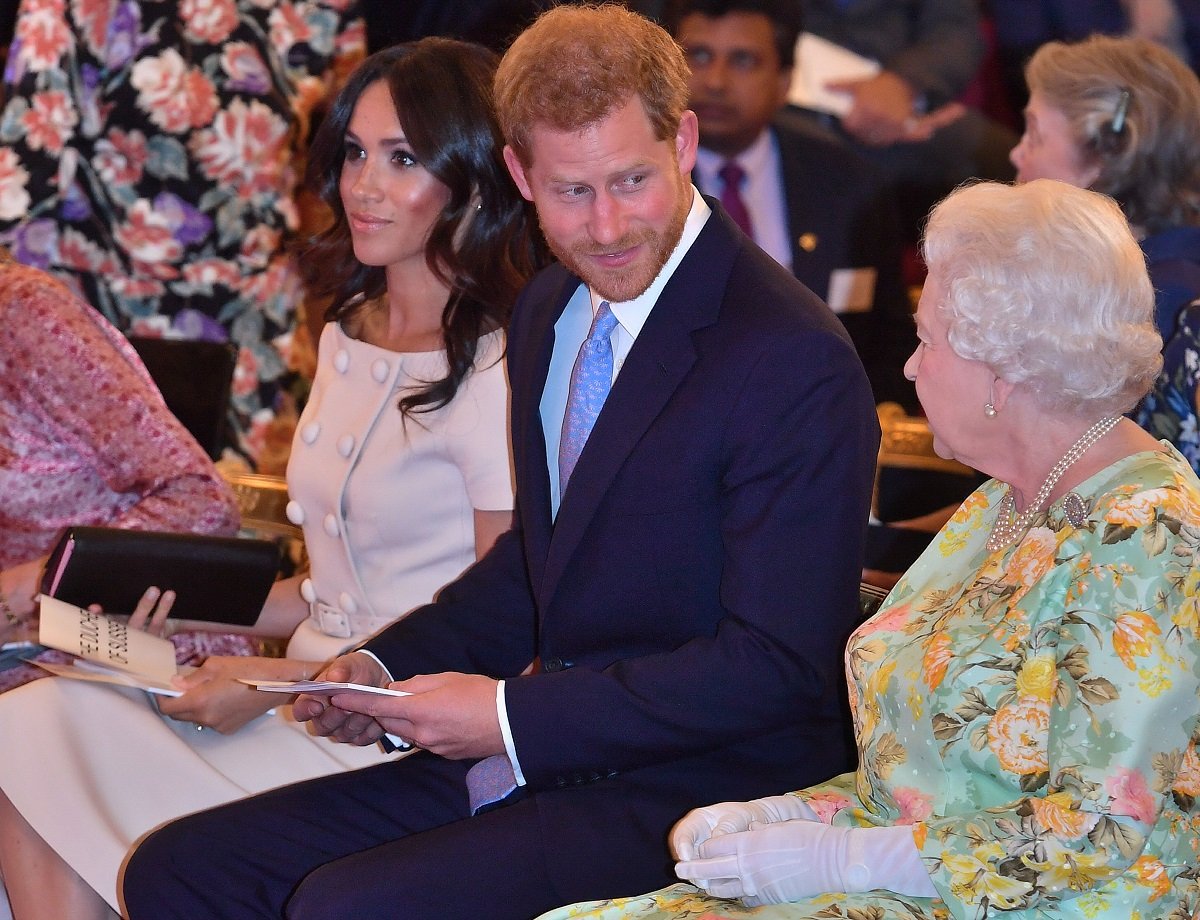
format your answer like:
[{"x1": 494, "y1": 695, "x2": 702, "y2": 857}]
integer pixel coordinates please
[{"x1": 538, "y1": 180, "x2": 1200, "y2": 920}]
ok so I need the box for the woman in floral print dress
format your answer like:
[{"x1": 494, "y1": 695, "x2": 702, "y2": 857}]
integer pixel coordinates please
[
  {"x1": 0, "y1": 0, "x2": 364, "y2": 462},
  {"x1": 539, "y1": 181, "x2": 1200, "y2": 920}
]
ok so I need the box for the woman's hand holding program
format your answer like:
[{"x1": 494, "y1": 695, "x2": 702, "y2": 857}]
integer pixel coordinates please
[{"x1": 158, "y1": 655, "x2": 311, "y2": 734}]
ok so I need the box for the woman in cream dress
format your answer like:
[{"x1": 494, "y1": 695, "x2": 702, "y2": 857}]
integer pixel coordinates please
[{"x1": 0, "y1": 39, "x2": 545, "y2": 920}]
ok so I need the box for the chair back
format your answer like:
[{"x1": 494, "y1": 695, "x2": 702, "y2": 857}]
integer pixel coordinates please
[
  {"x1": 129, "y1": 336, "x2": 236, "y2": 460},
  {"x1": 873, "y1": 401, "x2": 977, "y2": 521},
  {"x1": 219, "y1": 471, "x2": 301, "y2": 542}
]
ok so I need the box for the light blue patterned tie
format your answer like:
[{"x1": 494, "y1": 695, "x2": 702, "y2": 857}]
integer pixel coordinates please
[{"x1": 558, "y1": 301, "x2": 619, "y2": 499}]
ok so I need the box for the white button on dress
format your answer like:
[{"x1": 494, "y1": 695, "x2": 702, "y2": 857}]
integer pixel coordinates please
[
  {"x1": 371, "y1": 359, "x2": 390, "y2": 383},
  {"x1": 337, "y1": 434, "x2": 355, "y2": 458},
  {"x1": 299, "y1": 578, "x2": 317, "y2": 604},
  {"x1": 285, "y1": 500, "x2": 305, "y2": 525},
  {"x1": 334, "y1": 349, "x2": 350, "y2": 373},
  {"x1": 323, "y1": 514, "x2": 340, "y2": 538},
  {"x1": 301, "y1": 421, "x2": 320, "y2": 444}
]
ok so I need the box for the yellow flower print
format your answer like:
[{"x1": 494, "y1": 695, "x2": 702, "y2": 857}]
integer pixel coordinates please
[
  {"x1": 1105, "y1": 488, "x2": 1172, "y2": 527},
  {"x1": 1005, "y1": 527, "x2": 1058, "y2": 593},
  {"x1": 1174, "y1": 744, "x2": 1200, "y2": 797},
  {"x1": 1172, "y1": 567, "x2": 1200, "y2": 637},
  {"x1": 1113, "y1": 611, "x2": 1162, "y2": 670},
  {"x1": 912, "y1": 822, "x2": 928, "y2": 850},
  {"x1": 943, "y1": 843, "x2": 1032, "y2": 908},
  {"x1": 998, "y1": 619, "x2": 1030, "y2": 653},
  {"x1": 923, "y1": 631, "x2": 952, "y2": 691},
  {"x1": 1137, "y1": 664, "x2": 1172, "y2": 697},
  {"x1": 654, "y1": 889, "x2": 719, "y2": 912},
  {"x1": 1015, "y1": 654, "x2": 1058, "y2": 702},
  {"x1": 1023, "y1": 836, "x2": 1120, "y2": 893},
  {"x1": 1077, "y1": 891, "x2": 1112, "y2": 917},
  {"x1": 987, "y1": 699, "x2": 1050, "y2": 775},
  {"x1": 950, "y1": 491, "x2": 988, "y2": 526},
  {"x1": 1031, "y1": 792, "x2": 1099, "y2": 840},
  {"x1": 1132, "y1": 855, "x2": 1172, "y2": 901}
]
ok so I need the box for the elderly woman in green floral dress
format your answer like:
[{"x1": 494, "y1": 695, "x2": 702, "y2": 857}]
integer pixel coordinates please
[{"x1": 539, "y1": 179, "x2": 1200, "y2": 920}]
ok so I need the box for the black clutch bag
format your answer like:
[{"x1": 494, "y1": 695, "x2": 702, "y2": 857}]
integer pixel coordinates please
[{"x1": 40, "y1": 527, "x2": 280, "y2": 626}]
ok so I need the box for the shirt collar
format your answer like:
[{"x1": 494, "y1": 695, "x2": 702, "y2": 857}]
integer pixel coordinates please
[
  {"x1": 694, "y1": 128, "x2": 773, "y2": 189},
  {"x1": 588, "y1": 186, "x2": 712, "y2": 337}
]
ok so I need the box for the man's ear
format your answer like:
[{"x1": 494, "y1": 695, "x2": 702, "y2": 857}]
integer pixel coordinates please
[
  {"x1": 676, "y1": 110, "x2": 699, "y2": 174},
  {"x1": 503, "y1": 146, "x2": 534, "y2": 201}
]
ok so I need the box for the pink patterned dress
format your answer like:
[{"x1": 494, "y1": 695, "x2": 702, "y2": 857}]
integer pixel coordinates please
[{"x1": 0, "y1": 258, "x2": 248, "y2": 691}]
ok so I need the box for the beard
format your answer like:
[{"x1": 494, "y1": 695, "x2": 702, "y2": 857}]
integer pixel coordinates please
[{"x1": 542, "y1": 177, "x2": 691, "y2": 303}]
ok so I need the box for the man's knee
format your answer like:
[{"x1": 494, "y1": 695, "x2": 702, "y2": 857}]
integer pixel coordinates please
[{"x1": 121, "y1": 820, "x2": 195, "y2": 916}]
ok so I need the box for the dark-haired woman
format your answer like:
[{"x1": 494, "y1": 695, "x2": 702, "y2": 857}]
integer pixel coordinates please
[{"x1": 0, "y1": 38, "x2": 544, "y2": 920}]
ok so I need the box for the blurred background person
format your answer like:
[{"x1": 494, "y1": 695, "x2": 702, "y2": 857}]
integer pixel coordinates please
[
  {"x1": 790, "y1": 0, "x2": 1017, "y2": 246},
  {"x1": 0, "y1": 37, "x2": 544, "y2": 920},
  {"x1": 989, "y1": 0, "x2": 1199, "y2": 118},
  {"x1": 0, "y1": 0, "x2": 365, "y2": 467},
  {"x1": 1011, "y1": 35, "x2": 1200, "y2": 463},
  {"x1": 675, "y1": 0, "x2": 916, "y2": 409},
  {"x1": 539, "y1": 179, "x2": 1200, "y2": 920}
]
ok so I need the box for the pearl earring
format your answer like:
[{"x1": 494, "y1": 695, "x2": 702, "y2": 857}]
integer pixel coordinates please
[
  {"x1": 983, "y1": 403, "x2": 997, "y2": 418},
  {"x1": 984, "y1": 379, "x2": 998, "y2": 418}
]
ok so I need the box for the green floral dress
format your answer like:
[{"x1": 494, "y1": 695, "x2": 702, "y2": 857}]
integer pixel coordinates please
[{"x1": 540, "y1": 445, "x2": 1200, "y2": 920}]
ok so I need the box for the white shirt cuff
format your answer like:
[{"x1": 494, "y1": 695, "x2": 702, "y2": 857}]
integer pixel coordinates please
[
  {"x1": 352, "y1": 650, "x2": 410, "y2": 752},
  {"x1": 354, "y1": 648, "x2": 393, "y2": 681},
  {"x1": 496, "y1": 679, "x2": 526, "y2": 786}
]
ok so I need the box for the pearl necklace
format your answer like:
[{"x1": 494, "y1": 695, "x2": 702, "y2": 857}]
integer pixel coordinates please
[{"x1": 986, "y1": 415, "x2": 1121, "y2": 552}]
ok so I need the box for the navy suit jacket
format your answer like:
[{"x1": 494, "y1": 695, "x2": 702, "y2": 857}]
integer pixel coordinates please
[
  {"x1": 698, "y1": 116, "x2": 917, "y2": 409},
  {"x1": 363, "y1": 201, "x2": 879, "y2": 885}
]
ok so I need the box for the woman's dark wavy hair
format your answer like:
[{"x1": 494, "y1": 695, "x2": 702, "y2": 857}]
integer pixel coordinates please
[{"x1": 302, "y1": 38, "x2": 546, "y2": 417}]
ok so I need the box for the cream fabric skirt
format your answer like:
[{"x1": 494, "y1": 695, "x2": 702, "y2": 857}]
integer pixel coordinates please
[{"x1": 0, "y1": 677, "x2": 391, "y2": 910}]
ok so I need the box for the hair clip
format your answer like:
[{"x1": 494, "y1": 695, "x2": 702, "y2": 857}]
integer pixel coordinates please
[{"x1": 1111, "y1": 88, "x2": 1131, "y2": 134}]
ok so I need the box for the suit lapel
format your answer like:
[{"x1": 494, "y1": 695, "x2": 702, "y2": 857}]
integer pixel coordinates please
[
  {"x1": 539, "y1": 205, "x2": 739, "y2": 604},
  {"x1": 512, "y1": 271, "x2": 577, "y2": 579}
]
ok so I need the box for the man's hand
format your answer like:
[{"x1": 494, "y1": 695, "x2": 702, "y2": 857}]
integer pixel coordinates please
[
  {"x1": 330, "y1": 672, "x2": 504, "y2": 760},
  {"x1": 826, "y1": 71, "x2": 917, "y2": 146},
  {"x1": 292, "y1": 652, "x2": 389, "y2": 746}
]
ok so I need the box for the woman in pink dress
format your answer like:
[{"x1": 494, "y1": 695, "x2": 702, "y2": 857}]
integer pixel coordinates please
[{"x1": 0, "y1": 248, "x2": 241, "y2": 685}]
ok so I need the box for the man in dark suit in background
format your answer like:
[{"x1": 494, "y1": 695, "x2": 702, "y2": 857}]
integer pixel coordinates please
[
  {"x1": 123, "y1": 7, "x2": 879, "y2": 919},
  {"x1": 676, "y1": 0, "x2": 917, "y2": 409}
]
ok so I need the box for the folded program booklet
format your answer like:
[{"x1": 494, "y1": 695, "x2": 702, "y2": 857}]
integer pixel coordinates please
[
  {"x1": 37, "y1": 595, "x2": 182, "y2": 694},
  {"x1": 40, "y1": 526, "x2": 279, "y2": 625},
  {"x1": 241, "y1": 679, "x2": 412, "y2": 697}
]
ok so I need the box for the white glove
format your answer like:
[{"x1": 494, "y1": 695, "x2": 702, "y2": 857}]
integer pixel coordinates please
[
  {"x1": 675, "y1": 820, "x2": 937, "y2": 906},
  {"x1": 669, "y1": 795, "x2": 819, "y2": 861}
]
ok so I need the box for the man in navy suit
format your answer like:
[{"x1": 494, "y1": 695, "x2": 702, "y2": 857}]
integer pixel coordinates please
[
  {"x1": 676, "y1": 0, "x2": 917, "y2": 410},
  {"x1": 122, "y1": 7, "x2": 878, "y2": 919}
]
